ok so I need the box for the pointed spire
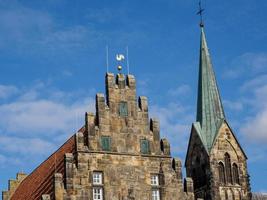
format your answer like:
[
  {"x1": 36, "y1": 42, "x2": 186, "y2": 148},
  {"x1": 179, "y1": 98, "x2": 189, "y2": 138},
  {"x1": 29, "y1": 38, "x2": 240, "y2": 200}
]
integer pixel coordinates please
[{"x1": 196, "y1": 26, "x2": 225, "y2": 151}]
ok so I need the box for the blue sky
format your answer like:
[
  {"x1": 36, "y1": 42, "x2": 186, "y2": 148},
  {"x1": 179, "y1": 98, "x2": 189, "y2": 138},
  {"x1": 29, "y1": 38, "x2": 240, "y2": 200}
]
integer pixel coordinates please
[{"x1": 0, "y1": 0, "x2": 267, "y2": 196}]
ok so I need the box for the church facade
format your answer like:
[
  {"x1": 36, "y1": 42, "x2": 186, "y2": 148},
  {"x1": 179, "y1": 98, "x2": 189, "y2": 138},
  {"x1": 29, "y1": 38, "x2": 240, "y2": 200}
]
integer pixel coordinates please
[{"x1": 2, "y1": 26, "x2": 251, "y2": 200}]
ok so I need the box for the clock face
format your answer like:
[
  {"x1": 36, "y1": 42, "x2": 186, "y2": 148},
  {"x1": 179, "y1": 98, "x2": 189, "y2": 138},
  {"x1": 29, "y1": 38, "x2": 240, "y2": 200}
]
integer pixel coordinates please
[{"x1": 119, "y1": 101, "x2": 128, "y2": 117}]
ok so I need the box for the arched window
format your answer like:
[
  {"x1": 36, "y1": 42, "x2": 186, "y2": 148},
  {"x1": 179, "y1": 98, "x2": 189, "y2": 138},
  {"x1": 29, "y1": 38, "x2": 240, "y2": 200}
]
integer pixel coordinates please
[
  {"x1": 228, "y1": 189, "x2": 234, "y2": 200},
  {"x1": 225, "y1": 190, "x2": 228, "y2": 200},
  {"x1": 224, "y1": 153, "x2": 232, "y2": 184},
  {"x1": 218, "y1": 162, "x2": 226, "y2": 184},
  {"x1": 238, "y1": 191, "x2": 242, "y2": 200},
  {"x1": 232, "y1": 163, "x2": 240, "y2": 184}
]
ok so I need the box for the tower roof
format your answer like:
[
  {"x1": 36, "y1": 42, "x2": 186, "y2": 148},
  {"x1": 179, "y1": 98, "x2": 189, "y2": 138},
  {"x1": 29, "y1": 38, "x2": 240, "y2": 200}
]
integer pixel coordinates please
[{"x1": 196, "y1": 26, "x2": 225, "y2": 151}]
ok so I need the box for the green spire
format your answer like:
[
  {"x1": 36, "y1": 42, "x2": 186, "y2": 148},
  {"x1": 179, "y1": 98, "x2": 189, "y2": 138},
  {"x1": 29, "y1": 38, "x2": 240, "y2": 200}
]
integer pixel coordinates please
[{"x1": 196, "y1": 26, "x2": 225, "y2": 151}]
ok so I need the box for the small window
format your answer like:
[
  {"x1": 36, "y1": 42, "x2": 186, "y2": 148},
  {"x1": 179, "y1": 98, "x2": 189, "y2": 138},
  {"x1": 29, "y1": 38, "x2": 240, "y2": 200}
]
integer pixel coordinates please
[
  {"x1": 140, "y1": 139, "x2": 149, "y2": 154},
  {"x1": 152, "y1": 189, "x2": 160, "y2": 200},
  {"x1": 119, "y1": 101, "x2": 128, "y2": 117},
  {"x1": 101, "y1": 136, "x2": 111, "y2": 151},
  {"x1": 93, "y1": 187, "x2": 103, "y2": 200},
  {"x1": 151, "y1": 175, "x2": 159, "y2": 186},
  {"x1": 93, "y1": 172, "x2": 103, "y2": 185}
]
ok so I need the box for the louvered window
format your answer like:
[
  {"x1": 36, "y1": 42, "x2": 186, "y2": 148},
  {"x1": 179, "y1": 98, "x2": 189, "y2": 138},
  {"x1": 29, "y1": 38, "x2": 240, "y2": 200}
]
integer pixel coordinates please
[
  {"x1": 101, "y1": 136, "x2": 111, "y2": 151},
  {"x1": 140, "y1": 139, "x2": 149, "y2": 154}
]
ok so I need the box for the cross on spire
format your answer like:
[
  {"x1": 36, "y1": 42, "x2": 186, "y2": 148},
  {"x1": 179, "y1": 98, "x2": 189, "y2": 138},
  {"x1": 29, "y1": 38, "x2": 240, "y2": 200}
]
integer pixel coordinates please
[{"x1": 197, "y1": 0, "x2": 205, "y2": 27}]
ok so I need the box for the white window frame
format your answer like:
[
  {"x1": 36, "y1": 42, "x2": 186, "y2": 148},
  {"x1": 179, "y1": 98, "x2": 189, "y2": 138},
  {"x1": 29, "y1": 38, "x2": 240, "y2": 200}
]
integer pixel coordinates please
[
  {"x1": 93, "y1": 187, "x2": 103, "y2": 200},
  {"x1": 93, "y1": 172, "x2": 103, "y2": 185},
  {"x1": 152, "y1": 189, "x2": 160, "y2": 200},
  {"x1": 151, "y1": 175, "x2": 159, "y2": 186}
]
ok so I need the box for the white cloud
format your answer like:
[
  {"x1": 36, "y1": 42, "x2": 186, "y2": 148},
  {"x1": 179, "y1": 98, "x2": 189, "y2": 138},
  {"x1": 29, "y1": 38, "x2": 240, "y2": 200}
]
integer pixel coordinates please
[
  {"x1": 0, "y1": 85, "x2": 18, "y2": 99},
  {"x1": 0, "y1": 136, "x2": 56, "y2": 156},
  {"x1": 223, "y1": 53, "x2": 267, "y2": 78},
  {"x1": 223, "y1": 100, "x2": 243, "y2": 111},
  {"x1": 0, "y1": 154, "x2": 21, "y2": 167},
  {"x1": 239, "y1": 74, "x2": 267, "y2": 144},
  {"x1": 150, "y1": 102, "x2": 194, "y2": 156},
  {"x1": 241, "y1": 108, "x2": 267, "y2": 143},
  {"x1": 241, "y1": 74, "x2": 267, "y2": 91},
  {"x1": 0, "y1": 98, "x2": 94, "y2": 137},
  {"x1": 167, "y1": 84, "x2": 191, "y2": 97},
  {"x1": 0, "y1": 82, "x2": 95, "y2": 165}
]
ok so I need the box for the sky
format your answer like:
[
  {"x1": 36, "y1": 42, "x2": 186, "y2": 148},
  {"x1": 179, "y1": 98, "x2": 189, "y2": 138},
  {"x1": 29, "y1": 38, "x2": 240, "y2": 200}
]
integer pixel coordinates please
[{"x1": 0, "y1": 0, "x2": 267, "y2": 196}]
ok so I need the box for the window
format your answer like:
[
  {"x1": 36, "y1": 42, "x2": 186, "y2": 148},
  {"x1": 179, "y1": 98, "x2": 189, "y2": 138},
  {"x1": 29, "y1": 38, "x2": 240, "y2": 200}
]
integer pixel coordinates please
[
  {"x1": 228, "y1": 189, "x2": 234, "y2": 200},
  {"x1": 224, "y1": 153, "x2": 232, "y2": 184},
  {"x1": 140, "y1": 139, "x2": 149, "y2": 154},
  {"x1": 152, "y1": 190, "x2": 160, "y2": 200},
  {"x1": 232, "y1": 163, "x2": 239, "y2": 185},
  {"x1": 92, "y1": 172, "x2": 103, "y2": 200},
  {"x1": 151, "y1": 175, "x2": 159, "y2": 186},
  {"x1": 151, "y1": 174, "x2": 160, "y2": 200},
  {"x1": 101, "y1": 136, "x2": 111, "y2": 151},
  {"x1": 93, "y1": 187, "x2": 103, "y2": 200},
  {"x1": 218, "y1": 162, "x2": 226, "y2": 184},
  {"x1": 119, "y1": 101, "x2": 128, "y2": 117},
  {"x1": 225, "y1": 190, "x2": 228, "y2": 200},
  {"x1": 93, "y1": 172, "x2": 103, "y2": 185}
]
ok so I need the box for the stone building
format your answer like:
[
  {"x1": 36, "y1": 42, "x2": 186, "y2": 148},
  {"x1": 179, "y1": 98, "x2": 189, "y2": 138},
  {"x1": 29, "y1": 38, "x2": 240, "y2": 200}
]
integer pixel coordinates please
[
  {"x1": 2, "y1": 73, "x2": 195, "y2": 199},
  {"x1": 185, "y1": 25, "x2": 252, "y2": 200}
]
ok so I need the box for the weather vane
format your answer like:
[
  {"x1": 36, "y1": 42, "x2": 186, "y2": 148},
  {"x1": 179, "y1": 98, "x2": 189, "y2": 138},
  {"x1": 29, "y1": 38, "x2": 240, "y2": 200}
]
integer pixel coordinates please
[
  {"x1": 116, "y1": 54, "x2": 125, "y2": 73},
  {"x1": 197, "y1": 0, "x2": 205, "y2": 27}
]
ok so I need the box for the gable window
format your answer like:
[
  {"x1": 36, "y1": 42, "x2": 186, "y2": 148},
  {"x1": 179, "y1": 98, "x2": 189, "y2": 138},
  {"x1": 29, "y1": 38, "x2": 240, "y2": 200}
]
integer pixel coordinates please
[
  {"x1": 92, "y1": 172, "x2": 103, "y2": 200},
  {"x1": 101, "y1": 136, "x2": 111, "y2": 151},
  {"x1": 140, "y1": 139, "x2": 149, "y2": 154},
  {"x1": 232, "y1": 163, "x2": 240, "y2": 185},
  {"x1": 119, "y1": 101, "x2": 128, "y2": 117},
  {"x1": 218, "y1": 162, "x2": 226, "y2": 184}
]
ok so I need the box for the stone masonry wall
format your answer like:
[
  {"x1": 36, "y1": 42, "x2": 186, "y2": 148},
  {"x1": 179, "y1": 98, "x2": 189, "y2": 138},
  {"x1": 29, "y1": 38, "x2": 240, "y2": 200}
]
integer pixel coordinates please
[
  {"x1": 48, "y1": 73, "x2": 194, "y2": 200},
  {"x1": 210, "y1": 122, "x2": 251, "y2": 200}
]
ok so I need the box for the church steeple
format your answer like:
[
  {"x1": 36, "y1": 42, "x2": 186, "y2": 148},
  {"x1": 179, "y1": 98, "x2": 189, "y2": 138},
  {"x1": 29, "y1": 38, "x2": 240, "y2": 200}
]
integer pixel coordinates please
[{"x1": 196, "y1": 26, "x2": 225, "y2": 151}]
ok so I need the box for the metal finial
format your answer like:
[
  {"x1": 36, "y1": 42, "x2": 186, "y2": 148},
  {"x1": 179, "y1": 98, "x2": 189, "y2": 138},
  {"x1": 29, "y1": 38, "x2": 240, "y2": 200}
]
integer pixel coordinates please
[
  {"x1": 197, "y1": 0, "x2": 205, "y2": 27},
  {"x1": 117, "y1": 65, "x2": 122, "y2": 71}
]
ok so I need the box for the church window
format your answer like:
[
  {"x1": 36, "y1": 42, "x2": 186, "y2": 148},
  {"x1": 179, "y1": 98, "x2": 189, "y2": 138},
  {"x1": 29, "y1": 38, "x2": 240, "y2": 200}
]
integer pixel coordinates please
[
  {"x1": 225, "y1": 190, "x2": 228, "y2": 200},
  {"x1": 140, "y1": 139, "x2": 150, "y2": 154},
  {"x1": 238, "y1": 191, "x2": 242, "y2": 200},
  {"x1": 224, "y1": 153, "x2": 232, "y2": 184},
  {"x1": 227, "y1": 189, "x2": 234, "y2": 200},
  {"x1": 151, "y1": 175, "x2": 159, "y2": 186},
  {"x1": 232, "y1": 163, "x2": 240, "y2": 185},
  {"x1": 101, "y1": 136, "x2": 111, "y2": 151},
  {"x1": 218, "y1": 162, "x2": 226, "y2": 184},
  {"x1": 119, "y1": 101, "x2": 128, "y2": 117}
]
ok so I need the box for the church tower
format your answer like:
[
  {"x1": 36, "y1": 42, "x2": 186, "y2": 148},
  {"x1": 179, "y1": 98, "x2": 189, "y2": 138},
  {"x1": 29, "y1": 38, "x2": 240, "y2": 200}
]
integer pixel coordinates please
[{"x1": 185, "y1": 25, "x2": 252, "y2": 200}]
